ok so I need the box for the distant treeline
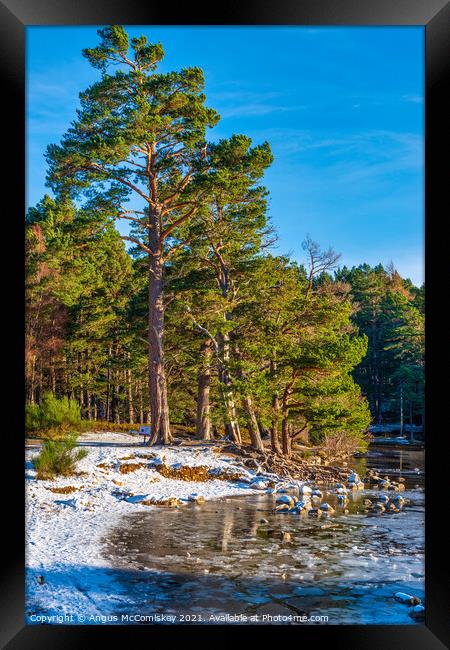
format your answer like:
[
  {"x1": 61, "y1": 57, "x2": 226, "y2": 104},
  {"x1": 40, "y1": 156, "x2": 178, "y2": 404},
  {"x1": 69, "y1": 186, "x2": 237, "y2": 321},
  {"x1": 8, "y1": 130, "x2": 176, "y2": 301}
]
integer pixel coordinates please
[{"x1": 336, "y1": 264, "x2": 424, "y2": 428}]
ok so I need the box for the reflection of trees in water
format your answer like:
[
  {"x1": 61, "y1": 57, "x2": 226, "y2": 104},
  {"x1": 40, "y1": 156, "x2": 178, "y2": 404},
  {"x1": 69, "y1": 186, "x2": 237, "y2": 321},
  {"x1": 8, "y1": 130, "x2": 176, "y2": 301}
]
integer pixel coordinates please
[
  {"x1": 137, "y1": 511, "x2": 174, "y2": 557},
  {"x1": 214, "y1": 500, "x2": 262, "y2": 552},
  {"x1": 247, "y1": 504, "x2": 261, "y2": 538},
  {"x1": 218, "y1": 504, "x2": 235, "y2": 552}
]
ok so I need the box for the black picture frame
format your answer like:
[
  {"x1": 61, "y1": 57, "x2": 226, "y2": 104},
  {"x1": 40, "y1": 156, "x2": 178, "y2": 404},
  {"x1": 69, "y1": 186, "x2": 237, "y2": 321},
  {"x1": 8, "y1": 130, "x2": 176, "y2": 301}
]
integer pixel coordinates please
[{"x1": 2, "y1": 0, "x2": 449, "y2": 647}]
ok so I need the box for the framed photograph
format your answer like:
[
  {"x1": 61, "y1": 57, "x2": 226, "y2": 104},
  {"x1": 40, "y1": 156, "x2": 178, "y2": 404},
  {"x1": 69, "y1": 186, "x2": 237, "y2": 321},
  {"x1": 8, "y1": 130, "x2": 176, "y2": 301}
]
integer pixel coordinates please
[{"x1": 2, "y1": 0, "x2": 449, "y2": 647}]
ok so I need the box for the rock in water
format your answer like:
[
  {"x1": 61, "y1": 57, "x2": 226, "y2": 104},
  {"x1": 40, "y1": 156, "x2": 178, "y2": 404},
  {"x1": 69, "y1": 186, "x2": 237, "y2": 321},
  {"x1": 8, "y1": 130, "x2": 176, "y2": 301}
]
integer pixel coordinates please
[
  {"x1": 386, "y1": 503, "x2": 399, "y2": 512},
  {"x1": 188, "y1": 493, "x2": 205, "y2": 504},
  {"x1": 275, "y1": 503, "x2": 291, "y2": 513},
  {"x1": 409, "y1": 605, "x2": 425, "y2": 620},
  {"x1": 276, "y1": 495, "x2": 296, "y2": 508},
  {"x1": 394, "y1": 592, "x2": 421, "y2": 605}
]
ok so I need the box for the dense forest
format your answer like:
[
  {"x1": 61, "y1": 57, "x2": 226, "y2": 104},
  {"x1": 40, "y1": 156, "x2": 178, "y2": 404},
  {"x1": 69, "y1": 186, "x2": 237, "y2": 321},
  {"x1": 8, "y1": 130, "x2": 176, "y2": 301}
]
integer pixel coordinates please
[{"x1": 25, "y1": 26, "x2": 424, "y2": 455}]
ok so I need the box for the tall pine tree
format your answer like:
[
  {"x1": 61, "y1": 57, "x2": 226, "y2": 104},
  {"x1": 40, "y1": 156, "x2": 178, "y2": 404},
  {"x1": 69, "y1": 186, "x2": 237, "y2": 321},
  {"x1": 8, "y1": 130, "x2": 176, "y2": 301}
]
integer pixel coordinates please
[{"x1": 46, "y1": 26, "x2": 219, "y2": 444}]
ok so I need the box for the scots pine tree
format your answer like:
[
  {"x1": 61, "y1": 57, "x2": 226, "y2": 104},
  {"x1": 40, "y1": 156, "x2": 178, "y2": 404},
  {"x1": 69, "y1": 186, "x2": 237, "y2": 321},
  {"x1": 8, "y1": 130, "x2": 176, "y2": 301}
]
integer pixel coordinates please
[
  {"x1": 183, "y1": 135, "x2": 273, "y2": 446},
  {"x1": 46, "y1": 26, "x2": 219, "y2": 444}
]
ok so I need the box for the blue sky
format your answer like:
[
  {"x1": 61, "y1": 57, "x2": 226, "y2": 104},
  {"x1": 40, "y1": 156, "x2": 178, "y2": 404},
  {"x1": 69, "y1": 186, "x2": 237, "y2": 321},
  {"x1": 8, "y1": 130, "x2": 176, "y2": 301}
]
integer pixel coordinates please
[{"x1": 26, "y1": 26, "x2": 424, "y2": 285}]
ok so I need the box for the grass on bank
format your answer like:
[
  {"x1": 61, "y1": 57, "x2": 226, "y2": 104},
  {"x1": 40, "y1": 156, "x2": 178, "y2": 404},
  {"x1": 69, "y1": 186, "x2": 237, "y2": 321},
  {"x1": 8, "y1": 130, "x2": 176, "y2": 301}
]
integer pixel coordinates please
[{"x1": 33, "y1": 432, "x2": 88, "y2": 480}]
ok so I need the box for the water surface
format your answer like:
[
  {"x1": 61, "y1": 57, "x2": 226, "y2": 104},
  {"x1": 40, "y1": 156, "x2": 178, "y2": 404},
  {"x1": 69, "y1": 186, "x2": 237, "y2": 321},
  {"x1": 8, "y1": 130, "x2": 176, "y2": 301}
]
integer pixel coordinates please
[{"x1": 102, "y1": 446, "x2": 424, "y2": 625}]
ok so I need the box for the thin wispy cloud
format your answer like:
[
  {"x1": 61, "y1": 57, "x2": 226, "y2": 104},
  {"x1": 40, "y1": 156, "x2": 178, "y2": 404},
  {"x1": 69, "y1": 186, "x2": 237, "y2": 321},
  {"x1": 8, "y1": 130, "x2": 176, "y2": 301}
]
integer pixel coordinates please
[
  {"x1": 28, "y1": 80, "x2": 74, "y2": 99},
  {"x1": 402, "y1": 94, "x2": 423, "y2": 104},
  {"x1": 209, "y1": 89, "x2": 281, "y2": 102},
  {"x1": 253, "y1": 128, "x2": 422, "y2": 168},
  {"x1": 209, "y1": 89, "x2": 307, "y2": 119},
  {"x1": 219, "y1": 103, "x2": 305, "y2": 119}
]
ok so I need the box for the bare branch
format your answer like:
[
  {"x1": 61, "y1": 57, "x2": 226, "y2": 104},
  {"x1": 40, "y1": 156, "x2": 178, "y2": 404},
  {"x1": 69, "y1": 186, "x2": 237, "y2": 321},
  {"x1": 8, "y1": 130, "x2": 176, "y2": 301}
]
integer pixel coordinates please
[
  {"x1": 120, "y1": 235, "x2": 152, "y2": 254},
  {"x1": 87, "y1": 162, "x2": 154, "y2": 206},
  {"x1": 165, "y1": 237, "x2": 192, "y2": 259},
  {"x1": 116, "y1": 213, "x2": 150, "y2": 226},
  {"x1": 187, "y1": 312, "x2": 219, "y2": 354},
  {"x1": 160, "y1": 205, "x2": 198, "y2": 243},
  {"x1": 161, "y1": 168, "x2": 194, "y2": 207}
]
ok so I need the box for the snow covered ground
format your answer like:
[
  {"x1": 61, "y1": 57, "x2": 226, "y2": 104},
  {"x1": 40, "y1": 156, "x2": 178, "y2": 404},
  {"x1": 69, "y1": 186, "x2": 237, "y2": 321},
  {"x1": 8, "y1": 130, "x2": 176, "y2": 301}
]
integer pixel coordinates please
[
  {"x1": 25, "y1": 432, "x2": 424, "y2": 625},
  {"x1": 25, "y1": 432, "x2": 262, "y2": 622}
]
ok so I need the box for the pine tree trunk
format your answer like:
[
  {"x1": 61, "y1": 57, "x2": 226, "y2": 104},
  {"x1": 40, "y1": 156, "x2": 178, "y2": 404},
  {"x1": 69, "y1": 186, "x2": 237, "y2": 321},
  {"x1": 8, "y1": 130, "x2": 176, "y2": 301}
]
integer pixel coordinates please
[
  {"x1": 269, "y1": 358, "x2": 282, "y2": 454},
  {"x1": 105, "y1": 345, "x2": 111, "y2": 421},
  {"x1": 37, "y1": 367, "x2": 42, "y2": 404},
  {"x1": 215, "y1": 260, "x2": 241, "y2": 444},
  {"x1": 86, "y1": 390, "x2": 92, "y2": 420},
  {"x1": 270, "y1": 391, "x2": 282, "y2": 455},
  {"x1": 281, "y1": 382, "x2": 293, "y2": 457},
  {"x1": 196, "y1": 341, "x2": 212, "y2": 440},
  {"x1": 85, "y1": 350, "x2": 91, "y2": 419},
  {"x1": 147, "y1": 241, "x2": 172, "y2": 445},
  {"x1": 138, "y1": 380, "x2": 144, "y2": 424},
  {"x1": 127, "y1": 363, "x2": 134, "y2": 424},
  {"x1": 217, "y1": 331, "x2": 241, "y2": 443},
  {"x1": 281, "y1": 416, "x2": 291, "y2": 457},
  {"x1": 30, "y1": 356, "x2": 36, "y2": 404},
  {"x1": 243, "y1": 395, "x2": 264, "y2": 452},
  {"x1": 113, "y1": 364, "x2": 120, "y2": 424},
  {"x1": 80, "y1": 387, "x2": 85, "y2": 418},
  {"x1": 234, "y1": 346, "x2": 263, "y2": 451}
]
